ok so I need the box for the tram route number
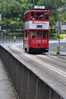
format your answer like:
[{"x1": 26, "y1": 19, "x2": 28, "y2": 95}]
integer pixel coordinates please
[{"x1": 37, "y1": 25, "x2": 42, "y2": 28}]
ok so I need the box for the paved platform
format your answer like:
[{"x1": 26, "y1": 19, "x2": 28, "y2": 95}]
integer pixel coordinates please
[{"x1": 0, "y1": 59, "x2": 18, "y2": 99}]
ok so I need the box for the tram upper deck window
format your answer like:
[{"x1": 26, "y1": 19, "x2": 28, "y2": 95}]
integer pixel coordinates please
[
  {"x1": 31, "y1": 11, "x2": 49, "y2": 20},
  {"x1": 24, "y1": 12, "x2": 32, "y2": 21}
]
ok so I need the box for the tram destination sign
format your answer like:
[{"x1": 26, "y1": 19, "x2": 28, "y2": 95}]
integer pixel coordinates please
[
  {"x1": 34, "y1": 6, "x2": 45, "y2": 9},
  {"x1": 25, "y1": 21, "x2": 49, "y2": 30}
]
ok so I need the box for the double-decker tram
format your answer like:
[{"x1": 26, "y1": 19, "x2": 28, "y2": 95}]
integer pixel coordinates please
[{"x1": 23, "y1": 6, "x2": 50, "y2": 53}]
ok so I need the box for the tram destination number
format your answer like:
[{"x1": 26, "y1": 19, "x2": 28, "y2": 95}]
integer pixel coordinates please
[{"x1": 37, "y1": 25, "x2": 42, "y2": 28}]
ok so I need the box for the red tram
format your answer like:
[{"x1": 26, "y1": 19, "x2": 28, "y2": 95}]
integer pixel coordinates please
[{"x1": 23, "y1": 6, "x2": 50, "y2": 53}]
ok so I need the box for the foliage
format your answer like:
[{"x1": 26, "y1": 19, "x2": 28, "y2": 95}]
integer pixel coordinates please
[{"x1": 0, "y1": 0, "x2": 66, "y2": 33}]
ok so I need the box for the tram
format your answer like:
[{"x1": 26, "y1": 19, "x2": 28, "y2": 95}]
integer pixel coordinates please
[{"x1": 23, "y1": 6, "x2": 50, "y2": 53}]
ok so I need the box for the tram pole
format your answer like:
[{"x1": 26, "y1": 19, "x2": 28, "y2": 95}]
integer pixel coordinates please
[
  {"x1": 56, "y1": 20, "x2": 62, "y2": 55},
  {"x1": 56, "y1": 5, "x2": 66, "y2": 55}
]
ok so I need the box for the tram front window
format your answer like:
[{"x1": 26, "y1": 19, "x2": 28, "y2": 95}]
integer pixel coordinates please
[
  {"x1": 37, "y1": 32, "x2": 42, "y2": 38},
  {"x1": 31, "y1": 32, "x2": 48, "y2": 39},
  {"x1": 31, "y1": 32, "x2": 36, "y2": 38},
  {"x1": 43, "y1": 32, "x2": 48, "y2": 38},
  {"x1": 31, "y1": 12, "x2": 49, "y2": 20}
]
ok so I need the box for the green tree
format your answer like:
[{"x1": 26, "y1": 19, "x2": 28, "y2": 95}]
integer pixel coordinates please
[{"x1": 0, "y1": 0, "x2": 66, "y2": 34}]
